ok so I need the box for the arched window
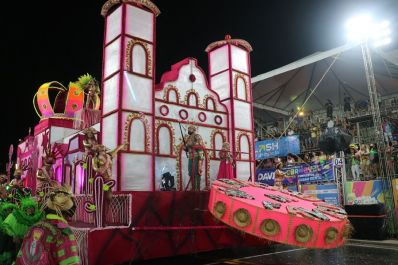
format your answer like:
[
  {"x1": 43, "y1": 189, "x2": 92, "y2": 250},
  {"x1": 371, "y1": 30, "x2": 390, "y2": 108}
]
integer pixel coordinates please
[
  {"x1": 131, "y1": 44, "x2": 147, "y2": 75},
  {"x1": 74, "y1": 162, "x2": 85, "y2": 194},
  {"x1": 55, "y1": 165, "x2": 63, "y2": 183},
  {"x1": 64, "y1": 164, "x2": 72, "y2": 187},
  {"x1": 187, "y1": 92, "x2": 198, "y2": 107},
  {"x1": 128, "y1": 119, "x2": 146, "y2": 151},
  {"x1": 206, "y1": 97, "x2": 216, "y2": 111},
  {"x1": 211, "y1": 131, "x2": 225, "y2": 158},
  {"x1": 167, "y1": 87, "x2": 179, "y2": 103},
  {"x1": 157, "y1": 125, "x2": 173, "y2": 155},
  {"x1": 239, "y1": 134, "x2": 251, "y2": 160},
  {"x1": 236, "y1": 77, "x2": 247, "y2": 101}
]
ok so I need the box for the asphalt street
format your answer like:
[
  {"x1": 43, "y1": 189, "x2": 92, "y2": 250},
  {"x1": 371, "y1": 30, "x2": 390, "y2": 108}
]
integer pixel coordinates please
[{"x1": 127, "y1": 240, "x2": 398, "y2": 265}]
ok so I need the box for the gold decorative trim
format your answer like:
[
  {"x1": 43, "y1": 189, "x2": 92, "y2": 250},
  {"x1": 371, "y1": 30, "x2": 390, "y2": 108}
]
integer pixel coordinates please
[
  {"x1": 205, "y1": 37, "x2": 252, "y2": 52},
  {"x1": 236, "y1": 131, "x2": 251, "y2": 159},
  {"x1": 163, "y1": 85, "x2": 181, "y2": 103},
  {"x1": 234, "y1": 73, "x2": 248, "y2": 101},
  {"x1": 325, "y1": 227, "x2": 339, "y2": 244},
  {"x1": 101, "y1": 0, "x2": 121, "y2": 17},
  {"x1": 202, "y1": 95, "x2": 217, "y2": 111},
  {"x1": 210, "y1": 129, "x2": 226, "y2": 158},
  {"x1": 101, "y1": 0, "x2": 161, "y2": 17},
  {"x1": 260, "y1": 219, "x2": 281, "y2": 236},
  {"x1": 184, "y1": 88, "x2": 202, "y2": 108},
  {"x1": 213, "y1": 201, "x2": 226, "y2": 219},
  {"x1": 126, "y1": 39, "x2": 152, "y2": 77},
  {"x1": 124, "y1": 112, "x2": 151, "y2": 152},
  {"x1": 294, "y1": 224, "x2": 313, "y2": 243},
  {"x1": 155, "y1": 120, "x2": 176, "y2": 155},
  {"x1": 233, "y1": 208, "x2": 251, "y2": 228}
]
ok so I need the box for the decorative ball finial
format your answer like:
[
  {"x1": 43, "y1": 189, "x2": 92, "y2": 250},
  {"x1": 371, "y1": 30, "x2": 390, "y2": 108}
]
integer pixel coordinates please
[{"x1": 225, "y1": 35, "x2": 232, "y2": 40}]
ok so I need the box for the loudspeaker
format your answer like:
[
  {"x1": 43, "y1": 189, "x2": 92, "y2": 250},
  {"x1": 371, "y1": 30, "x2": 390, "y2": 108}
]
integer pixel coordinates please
[{"x1": 344, "y1": 204, "x2": 388, "y2": 240}]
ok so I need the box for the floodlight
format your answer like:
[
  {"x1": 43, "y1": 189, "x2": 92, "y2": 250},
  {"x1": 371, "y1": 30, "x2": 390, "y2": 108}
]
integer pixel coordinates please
[{"x1": 345, "y1": 15, "x2": 391, "y2": 47}]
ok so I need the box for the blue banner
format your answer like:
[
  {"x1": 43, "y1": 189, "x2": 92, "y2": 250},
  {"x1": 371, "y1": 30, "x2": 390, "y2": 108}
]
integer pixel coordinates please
[
  {"x1": 255, "y1": 160, "x2": 335, "y2": 185},
  {"x1": 255, "y1": 136, "x2": 300, "y2": 160}
]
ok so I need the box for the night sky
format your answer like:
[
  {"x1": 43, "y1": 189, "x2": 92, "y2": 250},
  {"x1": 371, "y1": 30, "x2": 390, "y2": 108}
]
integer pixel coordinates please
[{"x1": 1, "y1": 0, "x2": 397, "y2": 167}]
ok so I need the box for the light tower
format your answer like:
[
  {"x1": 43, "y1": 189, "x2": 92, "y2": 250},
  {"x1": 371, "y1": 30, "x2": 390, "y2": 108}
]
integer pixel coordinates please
[
  {"x1": 346, "y1": 15, "x2": 396, "y2": 235},
  {"x1": 100, "y1": 0, "x2": 160, "y2": 191},
  {"x1": 206, "y1": 35, "x2": 256, "y2": 181}
]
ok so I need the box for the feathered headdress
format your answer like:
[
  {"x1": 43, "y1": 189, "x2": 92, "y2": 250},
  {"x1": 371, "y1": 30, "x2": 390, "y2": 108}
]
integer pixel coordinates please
[{"x1": 41, "y1": 185, "x2": 76, "y2": 218}]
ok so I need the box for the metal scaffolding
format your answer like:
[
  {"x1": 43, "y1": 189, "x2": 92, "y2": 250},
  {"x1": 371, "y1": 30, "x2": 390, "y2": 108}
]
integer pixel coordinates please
[{"x1": 361, "y1": 43, "x2": 397, "y2": 236}]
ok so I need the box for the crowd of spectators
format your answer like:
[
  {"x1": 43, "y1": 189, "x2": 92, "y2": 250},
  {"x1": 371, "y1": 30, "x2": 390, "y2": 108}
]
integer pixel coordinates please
[{"x1": 255, "y1": 97, "x2": 398, "y2": 181}]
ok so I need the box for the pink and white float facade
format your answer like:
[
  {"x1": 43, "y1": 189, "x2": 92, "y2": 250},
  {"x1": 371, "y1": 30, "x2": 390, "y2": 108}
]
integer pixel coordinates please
[
  {"x1": 100, "y1": 1, "x2": 255, "y2": 192},
  {"x1": 14, "y1": 1, "x2": 262, "y2": 264}
]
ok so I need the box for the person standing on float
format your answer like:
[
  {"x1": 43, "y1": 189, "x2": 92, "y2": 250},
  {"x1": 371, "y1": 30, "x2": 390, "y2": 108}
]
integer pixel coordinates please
[
  {"x1": 217, "y1": 142, "x2": 234, "y2": 179},
  {"x1": 184, "y1": 125, "x2": 205, "y2": 191}
]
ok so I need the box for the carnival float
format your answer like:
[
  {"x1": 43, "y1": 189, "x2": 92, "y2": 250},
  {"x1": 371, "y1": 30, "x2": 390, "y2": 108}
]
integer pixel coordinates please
[{"x1": 4, "y1": 0, "x2": 350, "y2": 264}]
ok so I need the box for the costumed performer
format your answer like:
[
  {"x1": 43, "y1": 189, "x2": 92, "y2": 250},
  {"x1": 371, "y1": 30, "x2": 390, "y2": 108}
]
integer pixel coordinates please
[
  {"x1": 2, "y1": 197, "x2": 43, "y2": 241},
  {"x1": 349, "y1": 144, "x2": 361, "y2": 181},
  {"x1": 274, "y1": 161, "x2": 287, "y2": 189},
  {"x1": 216, "y1": 142, "x2": 234, "y2": 179},
  {"x1": 0, "y1": 174, "x2": 8, "y2": 202},
  {"x1": 92, "y1": 143, "x2": 125, "y2": 224},
  {"x1": 9, "y1": 169, "x2": 24, "y2": 190},
  {"x1": 0, "y1": 201, "x2": 18, "y2": 264},
  {"x1": 82, "y1": 127, "x2": 98, "y2": 159},
  {"x1": 36, "y1": 168, "x2": 60, "y2": 205},
  {"x1": 16, "y1": 185, "x2": 80, "y2": 265},
  {"x1": 184, "y1": 125, "x2": 205, "y2": 191}
]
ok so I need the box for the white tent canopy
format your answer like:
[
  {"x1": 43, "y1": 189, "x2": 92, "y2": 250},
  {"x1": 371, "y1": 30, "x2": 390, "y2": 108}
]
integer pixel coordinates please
[{"x1": 251, "y1": 43, "x2": 398, "y2": 123}]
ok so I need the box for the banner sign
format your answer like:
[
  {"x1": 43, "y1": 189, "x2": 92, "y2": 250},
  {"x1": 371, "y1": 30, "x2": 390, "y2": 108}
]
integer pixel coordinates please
[
  {"x1": 344, "y1": 180, "x2": 384, "y2": 205},
  {"x1": 302, "y1": 184, "x2": 339, "y2": 206},
  {"x1": 391, "y1": 179, "x2": 398, "y2": 222},
  {"x1": 255, "y1": 135, "x2": 300, "y2": 160},
  {"x1": 256, "y1": 160, "x2": 335, "y2": 185}
]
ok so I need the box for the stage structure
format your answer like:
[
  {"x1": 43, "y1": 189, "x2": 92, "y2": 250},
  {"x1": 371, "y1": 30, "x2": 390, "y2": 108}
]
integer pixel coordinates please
[
  {"x1": 14, "y1": 1, "x2": 259, "y2": 264},
  {"x1": 360, "y1": 42, "x2": 396, "y2": 235}
]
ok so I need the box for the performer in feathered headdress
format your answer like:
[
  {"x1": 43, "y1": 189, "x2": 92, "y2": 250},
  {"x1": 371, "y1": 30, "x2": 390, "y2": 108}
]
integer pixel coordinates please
[
  {"x1": 16, "y1": 185, "x2": 80, "y2": 265},
  {"x1": 2, "y1": 197, "x2": 43, "y2": 240}
]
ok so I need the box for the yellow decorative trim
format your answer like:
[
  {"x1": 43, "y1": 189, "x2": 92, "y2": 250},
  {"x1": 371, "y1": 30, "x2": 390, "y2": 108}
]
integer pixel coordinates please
[
  {"x1": 175, "y1": 142, "x2": 184, "y2": 191},
  {"x1": 205, "y1": 151, "x2": 210, "y2": 189},
  {"x1": 213, "y1": 201, "x2": 226, "y2": 219},
  {"x1": 260, "y1": 219, "x2": 281, "y2": 236},
  {"x1": 210, "y1": 129, "x2": 226, "y2": 158},
  {"x1": 184, "y1": 88, "x2": 202, "y2": 107},
  {"x1": 234, "y1": 73, "x2": 249, "y2": 101},
  {"x1": 205, "y1": 37, "x2": 252, "y2": 52},
  {"x1": 101, "y1": 0, "x2": 121, "y2": 17},
  {"x1": 325, "y1": 227, "x2": 339, "y2": 244},
  {"x1": 294, "y1": 224, "x2": 313, "y2": 243},
  {"x1": 155, "y1": 120, "x2": 176, "y2": 155},
  {"x1": 233, "y1": 208, "x2": 251, "y2": 228},
  {"x1": 163, "y1": 85, "x2": 181, "y2": 103},
  {"x1": 126, "y1": 39, "x2": 152, "y2": 77},
  {"x1": 124, "y1": 112, "x2": 151, "y2": 152},
  {"x1": 236, "y1": 131, "x2": 251, "y2": 159},
  {"x1": 101, "y1": 0, "x2": 160, "y2": 17},
  {"x1": 202, "y1": 95, "x2": 217, "y2": 110}
]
